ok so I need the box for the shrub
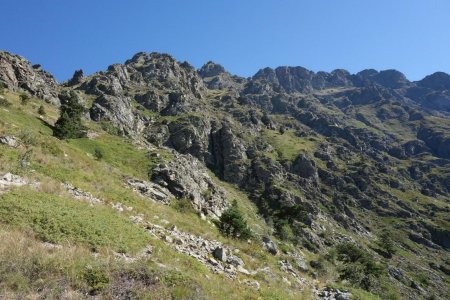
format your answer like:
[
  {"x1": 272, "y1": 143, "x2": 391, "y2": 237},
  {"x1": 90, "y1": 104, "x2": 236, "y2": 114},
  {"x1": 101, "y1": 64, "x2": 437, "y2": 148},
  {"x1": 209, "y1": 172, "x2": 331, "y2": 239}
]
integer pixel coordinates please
[
  {"x1": 334, "y1": 242, "x2": 385, "y2": 291},
  {"x1": 37, "y1": 105, "x2": 46, "y2": 116},
  {"x1": 53, "y1": 91, "x2": 86, "y2": 139},
  {"x1": 217, "y1": 200, "x2": 252, "y2": 240},
  {"x1": 379, "y1": 229, "x2": 396, "y2": 258},
  {"x1": 100, "y1": 121, "x2": 121, "y2": 136},
  {"x1": 94, "y1": 147, "x2": 104, "y2": 160},
  {"x1": 278, "y1": 222, "x2": 295, "y2": 242},
  {"x1": 171, "y1": 198, "x2": 196, "y2": 214},
  {"x1": 19, "y1": 93, "x2": 30, "y2": 105},
  {"x1": 84, "y1": 265, "x2": 110, "y2": 294}
]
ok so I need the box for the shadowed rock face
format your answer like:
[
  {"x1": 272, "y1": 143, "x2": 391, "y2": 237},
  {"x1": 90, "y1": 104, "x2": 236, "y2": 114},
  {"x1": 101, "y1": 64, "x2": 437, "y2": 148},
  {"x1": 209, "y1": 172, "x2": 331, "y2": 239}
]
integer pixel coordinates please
[
  {"x1": 0, "y1": 51, "x2": 59, "y2": 104},
  {"x1": 417, "y1": 72, "x2": 450, "y2": 90}
]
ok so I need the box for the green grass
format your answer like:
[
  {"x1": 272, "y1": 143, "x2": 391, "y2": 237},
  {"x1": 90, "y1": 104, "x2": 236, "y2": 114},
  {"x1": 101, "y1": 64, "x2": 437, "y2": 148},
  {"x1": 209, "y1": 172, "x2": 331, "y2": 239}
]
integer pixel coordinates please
[
  {"x1": 67, "y1": 136, "x2": 155, "y2": 179},
  {"x1": 262, "y1": 129, "x2": 319, "y2": 161},
  {"x1": 0, "y1": 188, "x2": 149, "y2": 253}
]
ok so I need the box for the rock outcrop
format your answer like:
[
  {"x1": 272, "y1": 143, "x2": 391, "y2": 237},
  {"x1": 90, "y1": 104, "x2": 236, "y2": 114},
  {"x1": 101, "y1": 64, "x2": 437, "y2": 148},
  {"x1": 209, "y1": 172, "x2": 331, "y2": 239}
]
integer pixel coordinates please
[
  {"x1": 151, "y1": 152, "x2": 229, "y2": 219},
  {"x1": 0, "y1": 51, "x2": 59, "y2": 104}
]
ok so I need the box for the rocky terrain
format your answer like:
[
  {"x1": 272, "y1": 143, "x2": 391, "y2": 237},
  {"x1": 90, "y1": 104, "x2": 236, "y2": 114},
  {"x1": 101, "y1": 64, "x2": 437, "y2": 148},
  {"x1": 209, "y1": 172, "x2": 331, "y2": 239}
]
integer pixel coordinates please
[{"x1": 0, "y1": 50, "x2": 449, "y2": 299}]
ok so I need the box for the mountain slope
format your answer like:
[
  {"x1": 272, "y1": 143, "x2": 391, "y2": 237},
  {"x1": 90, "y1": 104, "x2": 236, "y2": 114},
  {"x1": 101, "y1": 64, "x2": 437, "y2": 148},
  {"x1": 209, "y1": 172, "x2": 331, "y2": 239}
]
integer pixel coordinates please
[{"x1": 0, "y1": 50, "x2": 449, "y2": 299}]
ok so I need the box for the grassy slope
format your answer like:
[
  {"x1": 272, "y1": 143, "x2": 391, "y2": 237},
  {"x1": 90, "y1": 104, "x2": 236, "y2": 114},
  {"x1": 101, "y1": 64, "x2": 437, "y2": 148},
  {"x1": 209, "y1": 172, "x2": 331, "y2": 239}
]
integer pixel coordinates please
[{"x1": 0, "y1": 91, "x2": 317, "y2": 299}]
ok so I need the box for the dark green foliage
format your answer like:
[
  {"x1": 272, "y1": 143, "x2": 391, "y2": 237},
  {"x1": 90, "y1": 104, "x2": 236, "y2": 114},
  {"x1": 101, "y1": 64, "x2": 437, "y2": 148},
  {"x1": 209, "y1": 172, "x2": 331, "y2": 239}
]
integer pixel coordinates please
[
  {"x1": 84, "y1": 265, "x2": 110, "y2": 294},
  {"x1": 19, "y1": 93, "x2": 30, "y2": 105},
  {"x1": 37, "y1": 105, "x2": 46, "y2": 115},
  {"x1": 217, "y1": 200, "x2": 252, "y2": 240},
  {"x1": 379, "y1": 229, "x2": 396, "y2": 258},
  {"x1": 94, "y1": 147, "x2": 104, "y2": 160},
  {"x1": 53, "y1": 91, "x2": 86, "y2": 139},
  {"x1": 335, "y1": 242, "x2": 385, "y2": 291}
]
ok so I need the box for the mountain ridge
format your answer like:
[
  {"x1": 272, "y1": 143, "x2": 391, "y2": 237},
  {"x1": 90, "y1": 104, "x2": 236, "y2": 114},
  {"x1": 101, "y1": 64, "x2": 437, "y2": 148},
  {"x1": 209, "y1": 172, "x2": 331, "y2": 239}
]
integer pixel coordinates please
[{"x1": 0, "y1": 50, "x2": 449, "y2": 299}]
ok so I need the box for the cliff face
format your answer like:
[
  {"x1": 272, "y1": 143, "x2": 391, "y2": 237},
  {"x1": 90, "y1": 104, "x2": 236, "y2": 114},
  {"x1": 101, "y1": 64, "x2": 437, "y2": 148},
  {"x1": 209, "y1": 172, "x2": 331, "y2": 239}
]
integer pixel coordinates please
[{"x1": 1, "y1": 51, "x2": 449, "y2": 299}]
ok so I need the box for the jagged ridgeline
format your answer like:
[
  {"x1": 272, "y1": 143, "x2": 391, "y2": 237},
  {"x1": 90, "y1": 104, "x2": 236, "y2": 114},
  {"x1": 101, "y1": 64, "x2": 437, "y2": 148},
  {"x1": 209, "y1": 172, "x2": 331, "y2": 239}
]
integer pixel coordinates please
[{"x1": 0, "y1": 50, "x2": 449, "y2": 299}]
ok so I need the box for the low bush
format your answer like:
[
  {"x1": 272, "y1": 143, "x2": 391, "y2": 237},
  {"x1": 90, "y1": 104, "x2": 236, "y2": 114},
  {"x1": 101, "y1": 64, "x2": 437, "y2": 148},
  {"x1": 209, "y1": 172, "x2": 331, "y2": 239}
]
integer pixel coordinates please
[
  {"x1": 334, "y1": 242, "x2": 385, "y2": 291},
  {"x1": 171, "y1": 197, "x2": 196, "y2": 214}
]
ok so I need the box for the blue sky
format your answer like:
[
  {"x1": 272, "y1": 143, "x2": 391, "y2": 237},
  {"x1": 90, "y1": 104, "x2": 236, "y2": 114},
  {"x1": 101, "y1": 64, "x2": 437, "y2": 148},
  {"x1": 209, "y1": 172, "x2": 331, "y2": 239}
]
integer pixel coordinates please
[{"x1": 1, "y1": 0, "x2": 449, "y2": 82}]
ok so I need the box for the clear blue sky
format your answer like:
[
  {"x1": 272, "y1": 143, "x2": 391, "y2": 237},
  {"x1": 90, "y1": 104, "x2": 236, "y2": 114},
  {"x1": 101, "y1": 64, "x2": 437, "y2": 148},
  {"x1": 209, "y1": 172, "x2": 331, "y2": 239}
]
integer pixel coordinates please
[{"x1": 1, "y1": 0, "x2": 449, "y2": 82}]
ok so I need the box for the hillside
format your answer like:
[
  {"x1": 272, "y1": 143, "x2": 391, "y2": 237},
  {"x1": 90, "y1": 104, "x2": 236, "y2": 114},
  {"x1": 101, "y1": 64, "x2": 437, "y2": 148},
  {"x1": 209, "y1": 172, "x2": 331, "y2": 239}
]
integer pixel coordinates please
[{"x1": 0, "y1": 50, "x2": 449, "y2": 299}]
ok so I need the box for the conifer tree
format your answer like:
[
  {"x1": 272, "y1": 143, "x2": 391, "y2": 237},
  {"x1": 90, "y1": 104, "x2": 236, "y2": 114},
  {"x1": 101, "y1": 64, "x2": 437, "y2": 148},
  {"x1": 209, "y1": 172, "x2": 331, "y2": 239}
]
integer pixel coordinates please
[
  {"x1": 53, "y1": 91, "x2": 86, "y2": 139},
  {"x1": 218, "y1": 200, "x2": 252, "y2": 240}
]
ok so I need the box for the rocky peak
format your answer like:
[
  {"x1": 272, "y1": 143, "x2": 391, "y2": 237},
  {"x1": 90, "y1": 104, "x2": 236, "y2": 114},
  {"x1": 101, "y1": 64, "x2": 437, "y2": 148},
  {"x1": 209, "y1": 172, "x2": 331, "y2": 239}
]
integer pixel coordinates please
[
  {"x1": 356, "y1": 69, "x2": 410, "y2": 89},
  {"x1": 198, "y1": 61, "x2": 226, "y2": 78},
  {"x1": 0, "y1": 51, "x2": 59, "y2": 104},
  {"x1": 252, "y1": 66, "x2": 355, "y2": 93},
  {"x1": 67, "y1": 69, "x2": 84, "y2": 86},
  {"x1": 417, "y1": 71, "x2": 450, "y2": 90}
]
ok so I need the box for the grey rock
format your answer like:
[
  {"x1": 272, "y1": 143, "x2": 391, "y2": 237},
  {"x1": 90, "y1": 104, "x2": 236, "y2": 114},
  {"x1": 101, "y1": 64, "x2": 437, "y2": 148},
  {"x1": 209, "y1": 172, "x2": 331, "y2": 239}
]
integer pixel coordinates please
[
  {"x1": 213, "y1": 247, "x2": 227, "y2": 262},
  {"x1": 127, "y1": 178, "x2": 174, "y2": 205},
  {"x1": 198, "y1": 61, "x2": 226, "y2": 78},
  {"x1": 63, "y1": 183, "x2": 102, "y2": 205},
  {"x1": 262, "y1": 236, "x2": 278, "y2": 255},
  {"x1": 67, "y1": 69, "x2": 84, "y2": 86},
  {"x1": 0, "y1": 136, "x2": 18, "y2": 148},
  {"x1": 0, "y1": 173, "x2": 27, "y2": 190},
  {"x1": 151, "y1": 152, "x2": 229, "y2": 218},
  {"x1": 0, "y1": 51, "x2": 59, "y2": 104},
  {"x1": 90, "y1": 94, "x2": 146, "y2": 137}
]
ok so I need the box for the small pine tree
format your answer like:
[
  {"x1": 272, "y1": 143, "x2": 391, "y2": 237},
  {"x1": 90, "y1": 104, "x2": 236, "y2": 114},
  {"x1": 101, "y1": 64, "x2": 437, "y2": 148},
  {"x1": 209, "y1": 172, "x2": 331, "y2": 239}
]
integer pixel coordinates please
[
  {"x1": 218, "y1": 200, "x2": 252, "y2": 240},
  {"x1": 53, "y1": 91, "x2": 86, "y2": 139},
  {"x1": 38, "y1": 105, "x2": 46, "y2": 116}
]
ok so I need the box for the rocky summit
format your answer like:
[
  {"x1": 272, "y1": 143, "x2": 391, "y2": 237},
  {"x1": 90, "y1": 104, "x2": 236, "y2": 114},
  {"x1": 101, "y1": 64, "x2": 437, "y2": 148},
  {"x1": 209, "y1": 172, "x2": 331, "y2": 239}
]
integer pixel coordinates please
[{"x1": 0, "y1": 50, "x2": 449, "y2": 299}]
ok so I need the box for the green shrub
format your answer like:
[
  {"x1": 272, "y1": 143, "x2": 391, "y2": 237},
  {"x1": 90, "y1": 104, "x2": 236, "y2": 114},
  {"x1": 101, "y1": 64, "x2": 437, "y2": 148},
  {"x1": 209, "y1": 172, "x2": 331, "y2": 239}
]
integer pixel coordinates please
[
  {"x1": 278, "y1": 222, "x2": 295, "y2": 242},
  {"x1": 217, "y1": 200, "x2": 252, "y2": 240},
  {"x1": 19, "y1": 93, "x2": 30, "y2": 105},
  {"x1": 100, "y1": 121, "x2": 121, "y2": 136},
  {"x1": 171, "y1": 198, "x2": 196, "y2": 214},
  {"x1": 84, "y1": 265, "x2": 110, "y2": 294},
  {"x1": 37, "y1": 105, "x2": 46, "y2": 115},
  {"x1": 379, "y1": 229, "x2": 396, "y2": 258},
  {"x1": 94, "y1": 147, "x2": 104, "y2": 160},
  {"x1": 335, "y1": 242, "x2": 385, "y2": 291}
]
